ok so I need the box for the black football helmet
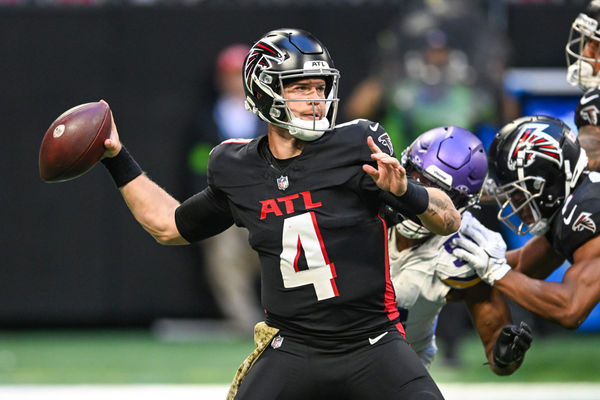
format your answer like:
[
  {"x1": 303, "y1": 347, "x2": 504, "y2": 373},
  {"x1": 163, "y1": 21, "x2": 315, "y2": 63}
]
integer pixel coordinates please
[
  {"x1": 566, "y1": 0, "x2": 600, "y2": 90},
  {"x1": 488, "y1": 116, "x2": 588, "y2": 236},
  {"x1": 243, "y1": 28, "x2": 340, "y2": 141}
]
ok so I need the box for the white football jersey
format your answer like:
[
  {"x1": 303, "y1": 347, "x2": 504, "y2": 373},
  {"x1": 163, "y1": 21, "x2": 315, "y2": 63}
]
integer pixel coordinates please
[{"x1": 389, "y1": 226, "x2": 480, "y2": 367}]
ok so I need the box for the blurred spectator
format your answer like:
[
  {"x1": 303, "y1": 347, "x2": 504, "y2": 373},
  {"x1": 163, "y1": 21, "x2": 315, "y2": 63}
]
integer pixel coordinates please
[
  {"x1": 184, "y1": 44, "x2": 266, "y2": 335},
  {"x1": 345, "y1": 3, "x2": 507, "y2": 151}
]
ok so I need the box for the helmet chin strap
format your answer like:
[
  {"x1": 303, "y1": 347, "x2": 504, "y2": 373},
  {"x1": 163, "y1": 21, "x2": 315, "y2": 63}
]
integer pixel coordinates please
[{"x1": 288, "y1": 117, "x2": 329, "y2": 141}]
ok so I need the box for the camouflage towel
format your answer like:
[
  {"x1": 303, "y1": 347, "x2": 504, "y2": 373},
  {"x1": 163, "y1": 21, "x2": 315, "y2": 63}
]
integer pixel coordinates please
[{"x1": 226, "y1": 321, "x2": 280, "y2": 400}]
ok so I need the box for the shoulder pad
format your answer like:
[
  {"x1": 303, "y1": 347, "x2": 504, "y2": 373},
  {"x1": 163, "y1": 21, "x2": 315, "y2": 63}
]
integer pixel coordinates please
[{"x1": 334, "y1": 119, "x2": 394, "y2": 156}]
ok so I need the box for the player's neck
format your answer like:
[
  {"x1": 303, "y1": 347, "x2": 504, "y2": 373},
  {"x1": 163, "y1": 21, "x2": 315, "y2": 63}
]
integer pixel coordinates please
[{"x1": 267, "y1": 124, "x2": 305, "y2": 159}]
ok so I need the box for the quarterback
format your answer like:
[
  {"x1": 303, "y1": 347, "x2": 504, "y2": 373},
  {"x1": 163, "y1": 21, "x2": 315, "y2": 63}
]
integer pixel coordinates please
[{"x1": 99, "y1": 28, "x2": 460, "y2": 399}]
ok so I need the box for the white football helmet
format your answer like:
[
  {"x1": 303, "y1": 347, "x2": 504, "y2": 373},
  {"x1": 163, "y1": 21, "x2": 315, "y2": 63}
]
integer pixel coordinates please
[{"x1": 566, "y1": 2, "x2": 600, "y2": 90}]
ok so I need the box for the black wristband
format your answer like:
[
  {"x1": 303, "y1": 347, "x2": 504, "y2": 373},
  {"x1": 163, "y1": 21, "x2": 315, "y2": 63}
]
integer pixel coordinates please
[
  {"x1": 101, "y1": 145, "x2": 143, "y2": 188},
  {"x1": 398, "y1": 181, "x2": 429, "y2": 215}
]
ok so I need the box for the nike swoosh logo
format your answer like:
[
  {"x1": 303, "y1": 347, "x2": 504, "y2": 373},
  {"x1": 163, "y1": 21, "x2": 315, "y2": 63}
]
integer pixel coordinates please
[
  {"x1": 369, "y1": 122, "x2": 379, "y2": 132},
  {"x1": 368, "y1": 331, "x2": 388, "y2": 345},
  {"x1": 580, "y1": 93, "x2": 600, "y2": 105}
]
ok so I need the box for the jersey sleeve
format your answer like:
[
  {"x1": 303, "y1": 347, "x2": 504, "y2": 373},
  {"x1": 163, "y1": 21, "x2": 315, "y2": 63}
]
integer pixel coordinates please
[
  {"x1": 174, "y1": 185, "x2": 234, "y2": 242},
  {"x1": 354, "y1": 119, "x2": 397, "y2": 193},
  {"x1": 554, "y1": 207, "x2": 600, "y2": 261},
  {"x1": 575, "y1": 88, "x2": 600, "y2": 128},
  {"x1": 549, "y1": 174, "x2": 600, "y2": 261}
]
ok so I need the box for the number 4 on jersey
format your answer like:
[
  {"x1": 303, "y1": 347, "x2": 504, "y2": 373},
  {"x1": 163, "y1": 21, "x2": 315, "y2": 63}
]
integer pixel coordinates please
[{"x1": 280, "y1": 212, "x2": 339, "y2": 300}]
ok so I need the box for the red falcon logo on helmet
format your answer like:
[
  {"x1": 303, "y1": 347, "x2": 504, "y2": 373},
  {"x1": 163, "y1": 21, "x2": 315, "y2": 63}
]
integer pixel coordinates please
[
  {"x1": 507, "y1": 123, "x2": 562, "y2": 171},
  {"x1": 244, "y1": 41, "x2": 285, "y2": 91}
]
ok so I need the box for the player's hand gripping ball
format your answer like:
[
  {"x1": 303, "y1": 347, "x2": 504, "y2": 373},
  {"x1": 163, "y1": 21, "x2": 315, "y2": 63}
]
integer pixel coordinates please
[{"x1": 39, "y1": 101, "x2": 111, "y2": 182}]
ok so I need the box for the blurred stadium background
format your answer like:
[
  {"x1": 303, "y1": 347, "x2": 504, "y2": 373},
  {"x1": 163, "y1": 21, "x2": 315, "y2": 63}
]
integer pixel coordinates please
[{"x1": 1, "y1": 0, "x2": 599, "y2": 398}]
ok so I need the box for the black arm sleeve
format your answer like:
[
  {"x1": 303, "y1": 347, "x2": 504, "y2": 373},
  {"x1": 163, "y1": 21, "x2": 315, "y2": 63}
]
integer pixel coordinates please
[
  {"x1": 378, "y1": 179, "x2": 429, "y2": 225},
  {"x1": 174, "y1": 185, "x2": 234, "y2": 242}
]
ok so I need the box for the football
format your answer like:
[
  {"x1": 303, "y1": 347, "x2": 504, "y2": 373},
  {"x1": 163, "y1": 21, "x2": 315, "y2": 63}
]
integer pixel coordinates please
[{"x1": 39, "y1": 101, "x2": 111, "y2": 182}]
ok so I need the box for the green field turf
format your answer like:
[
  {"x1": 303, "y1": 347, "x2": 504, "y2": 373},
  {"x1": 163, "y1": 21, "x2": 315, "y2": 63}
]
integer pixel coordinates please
[{"x1": 0, "y1": 329, "x2": 598, "y2": 384}]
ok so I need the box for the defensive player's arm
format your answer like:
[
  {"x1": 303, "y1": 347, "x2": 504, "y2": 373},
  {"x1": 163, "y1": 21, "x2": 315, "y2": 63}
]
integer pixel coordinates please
[
  {"x1": 462, "y1": 284, "x2": 522, "y2": 376},
  {"x1": 363, "y1": 136, "x2": 460, "y2": 235},
  {"x1": 495, "y1": 235, "x2": 600, "y2": 329},
  {"x1": 505, "y1": 235, "x2": 564, "y2": 279}
]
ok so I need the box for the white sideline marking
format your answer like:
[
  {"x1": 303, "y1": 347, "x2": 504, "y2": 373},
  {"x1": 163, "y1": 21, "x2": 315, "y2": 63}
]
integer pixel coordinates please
[{"x1": 0, "y1": 383, "x2": 599, "y2": 400}]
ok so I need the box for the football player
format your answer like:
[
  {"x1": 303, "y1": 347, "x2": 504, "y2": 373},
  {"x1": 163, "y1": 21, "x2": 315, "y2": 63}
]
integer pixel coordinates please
[
  {"x1": 99, "y1": 28, "x2": 460, "y2": 400},
  {"x1": 389, "y1": 126, "x2": 532, "y2": 375},
  {"x1": 566, "y1": 0, "x2": 600, "y2": 171},
  {"x1": 452, "y1": 116, "x2": 600, "y2": 330}
]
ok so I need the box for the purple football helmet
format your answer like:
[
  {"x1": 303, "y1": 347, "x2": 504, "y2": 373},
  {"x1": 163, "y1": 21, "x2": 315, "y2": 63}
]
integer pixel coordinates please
[{"x1": 396, "y1": 126, "x2": 488, "y2": 239}]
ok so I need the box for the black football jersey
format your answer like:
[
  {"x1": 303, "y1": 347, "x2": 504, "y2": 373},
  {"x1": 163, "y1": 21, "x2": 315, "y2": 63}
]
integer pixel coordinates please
[
  {"x1": 176, "y1": 119, "x2": 403, "y2": 337},
  {"x1": 547, "y1": 172, "x2": 600, "y2": 262}
]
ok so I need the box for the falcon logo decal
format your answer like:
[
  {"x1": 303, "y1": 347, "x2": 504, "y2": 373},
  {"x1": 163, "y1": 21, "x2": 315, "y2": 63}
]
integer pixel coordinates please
[
  {"x1": 507, "y1": 123, "x2": 562, "y2": 171},
  {"x1": 572, "y1": 211, "x2": 597, "y2": 233},
  {"x1": 580, "y1": 105, "x2": 600, "y2": 126},
  {"x1": 377, "y1": 133, "x2": 394, "y2": 156},
  {"x1": 244, "y1": 41, "x2": 285, "y2": 90}
]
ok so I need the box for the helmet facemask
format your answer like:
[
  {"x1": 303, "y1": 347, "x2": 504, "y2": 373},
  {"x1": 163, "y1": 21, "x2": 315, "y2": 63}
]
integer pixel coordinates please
[
  {"x1": 489, "y1": 116, "x2": 589, "y2": 236},
  {"x1": 566, "y1": 12, "x2": 600, "y2": 90},
  {"x1": 491, "y1": 176, "x2": 551, "y2": 236},
  {"x1": 267, "y1": 70, "x2": 340, "y2": 141}
]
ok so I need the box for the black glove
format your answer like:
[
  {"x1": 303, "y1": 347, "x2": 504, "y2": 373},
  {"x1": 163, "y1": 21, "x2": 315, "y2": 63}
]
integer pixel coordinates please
[{"x1": 493, "y1": 321, "x2": 533, "y2": 368}]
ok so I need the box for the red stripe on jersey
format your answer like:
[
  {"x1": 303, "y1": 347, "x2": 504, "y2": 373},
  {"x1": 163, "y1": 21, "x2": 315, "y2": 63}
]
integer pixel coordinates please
[
  {"x1": 310, "y1": 211, "x2": 339, "y2": 296},
  {"x1": 378, "y1": 213, "x2": 401, "y2": 325},
  {"x1": 395, "y1": 321, "x2": 406, "y2": 337},
  {"x1": 293, "y1": 236, "x2": 302, "y2": 272}
]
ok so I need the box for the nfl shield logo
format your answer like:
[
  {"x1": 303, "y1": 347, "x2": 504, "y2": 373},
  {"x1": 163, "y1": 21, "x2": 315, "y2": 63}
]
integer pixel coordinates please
[
  {"x1": 277, "y1": 175, "x2": 289, "y2": 191},
  {"x1": 271, "y1": 335, "x2": 284, "y2": 349}
]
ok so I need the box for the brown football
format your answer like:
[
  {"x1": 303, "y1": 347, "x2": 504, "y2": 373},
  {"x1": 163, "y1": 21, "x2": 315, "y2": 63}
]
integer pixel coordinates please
[{"x1": 39, "y1": 101, "x2": 111, "y2": 182}]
